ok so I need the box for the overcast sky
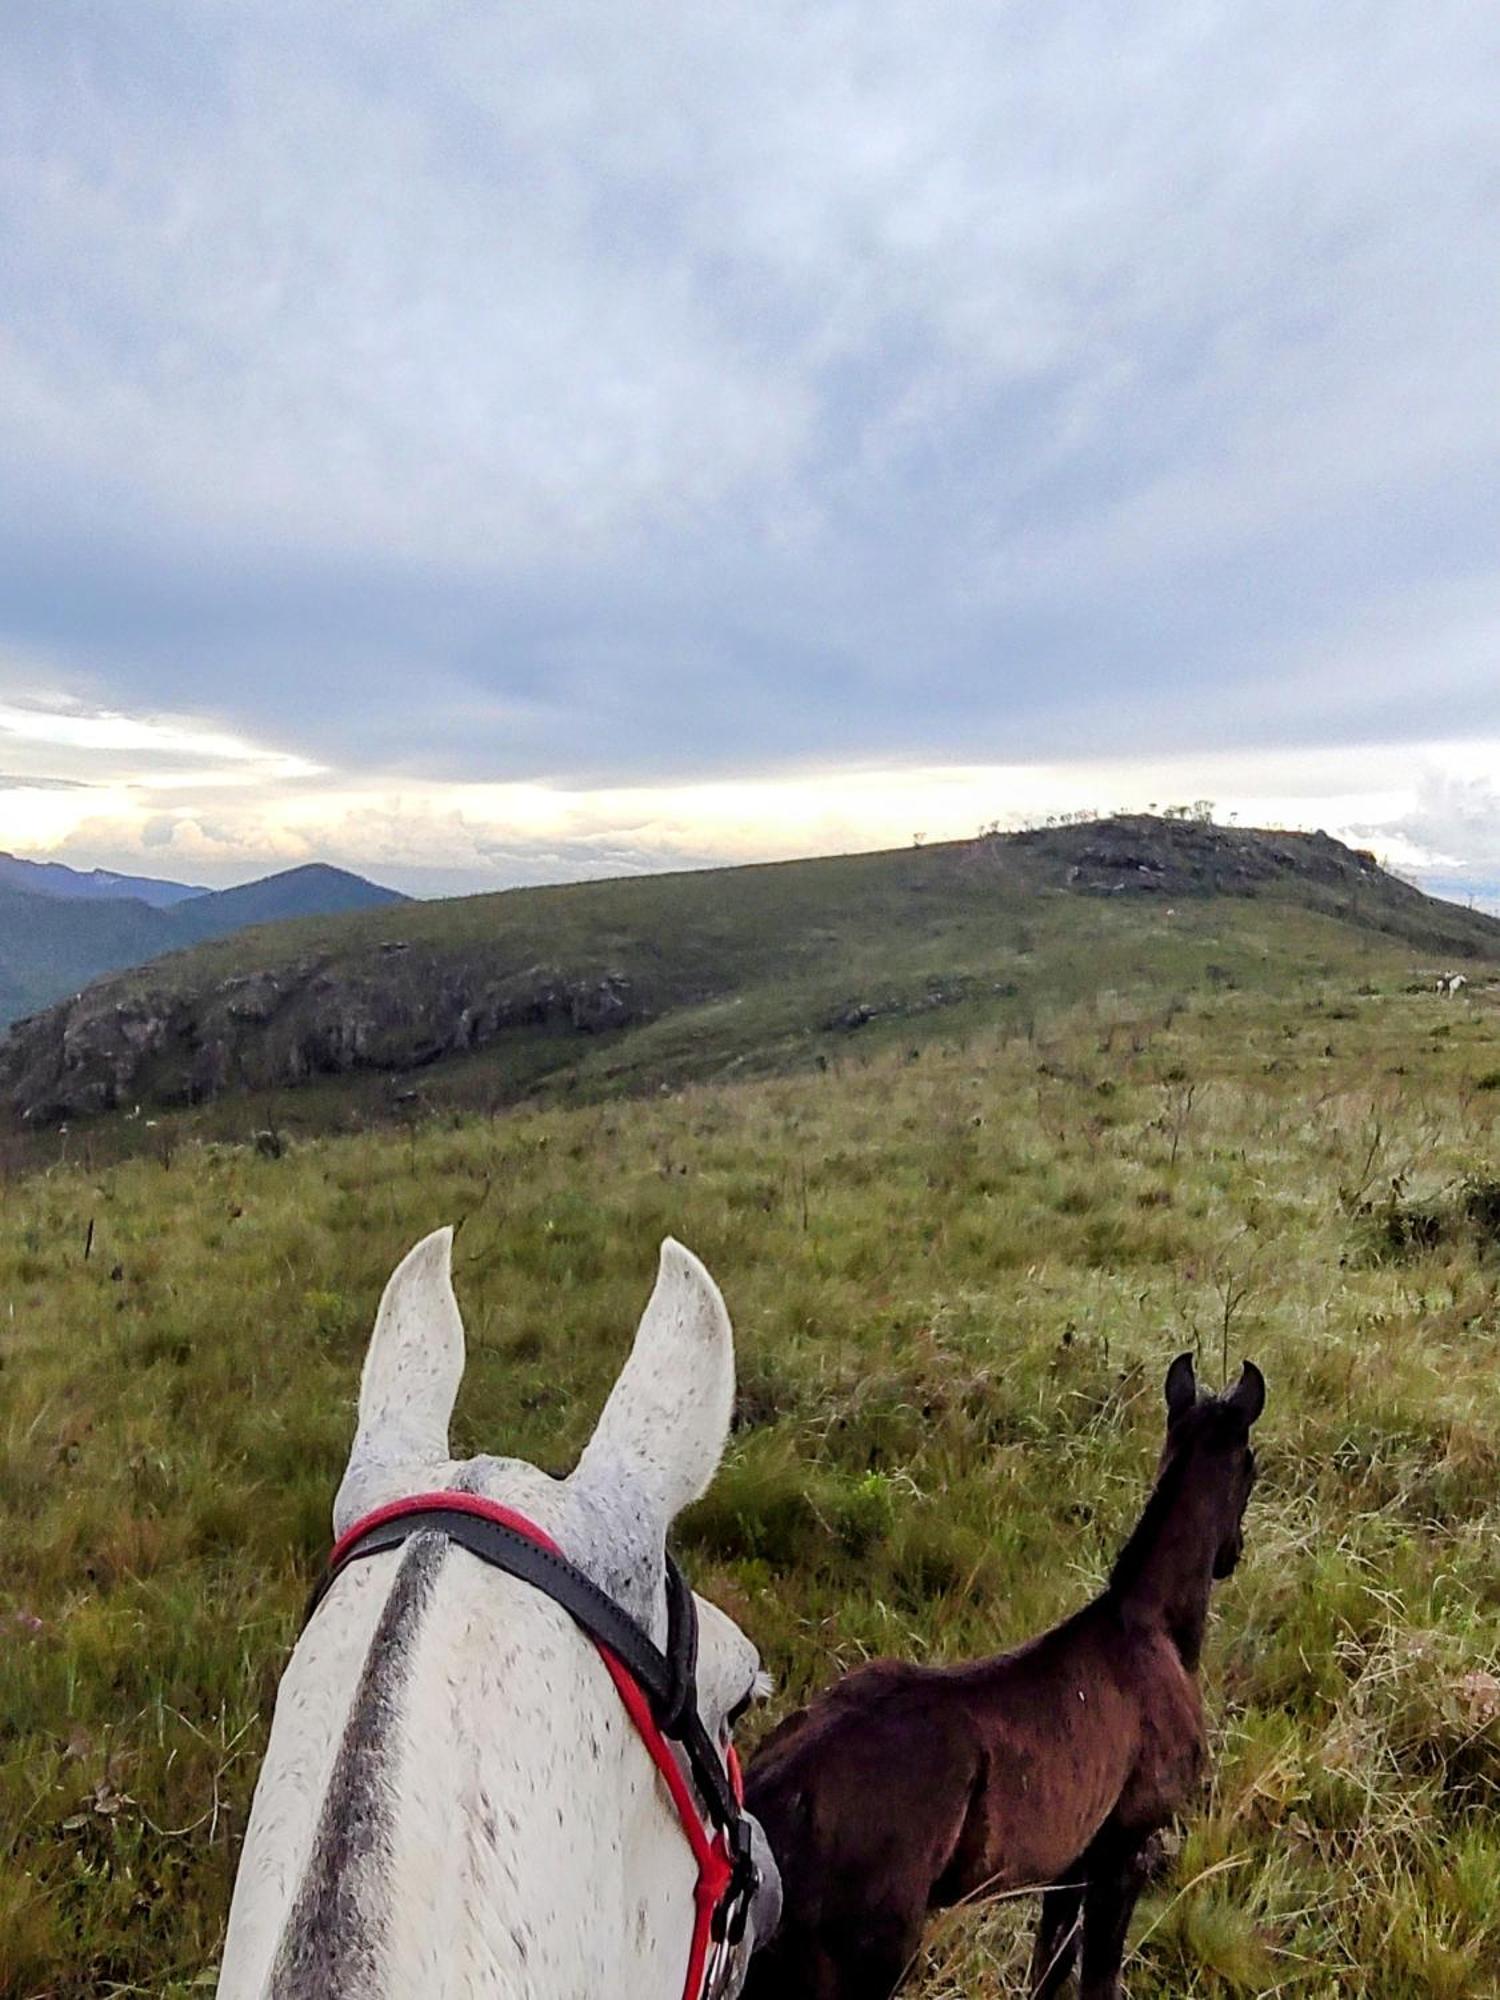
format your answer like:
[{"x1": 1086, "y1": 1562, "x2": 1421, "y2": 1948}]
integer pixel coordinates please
[{"x1": 3, "y1": 2, "x2": 1499, "y2": 897}]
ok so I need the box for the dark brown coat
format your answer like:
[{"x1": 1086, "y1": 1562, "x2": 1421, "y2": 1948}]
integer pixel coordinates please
[{"x1": 744, "y1": 1355, "x2": 1265, "y2": 2000}]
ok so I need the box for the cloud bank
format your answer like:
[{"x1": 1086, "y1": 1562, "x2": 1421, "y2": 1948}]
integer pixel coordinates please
[{"x1": 2, "y1": 2, "x2": 1497, "y2": 887}]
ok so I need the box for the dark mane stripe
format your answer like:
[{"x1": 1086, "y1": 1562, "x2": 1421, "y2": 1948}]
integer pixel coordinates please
[
  {"x1": 269, "y1": 1535, "x2": 447, "y2": 1998},
  {"x1": 1104, "y1": 1439, "x2": 1191, "y2": 1601}
]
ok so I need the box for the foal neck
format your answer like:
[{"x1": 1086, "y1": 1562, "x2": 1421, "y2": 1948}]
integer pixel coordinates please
[{"x1": 1104, "y1": 1449, "x2": 1224, "y2": 1670}]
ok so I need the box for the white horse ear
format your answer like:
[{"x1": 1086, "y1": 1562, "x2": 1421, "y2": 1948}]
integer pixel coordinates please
[
  {"x1": 570, "y1": 1239, "x2": 734, "y2": 1530},
  {"x1": 333, "y1": 1227, "x2": 464, "y2": 1534}
]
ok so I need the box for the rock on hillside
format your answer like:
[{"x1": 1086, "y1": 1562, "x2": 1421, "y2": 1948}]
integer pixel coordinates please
[
  {"x1": 0, "y1": 954, "x2": 640, "y2": 1124},
  {"x1": 972, "y1": 817, "x2": 1494, "y2": 949},
  {"x1": 985, "y1": 815, "x2": 1387, "y2": 899}
]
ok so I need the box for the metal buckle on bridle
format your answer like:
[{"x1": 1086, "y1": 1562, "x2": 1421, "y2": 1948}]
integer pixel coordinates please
[
  {"x1": 711, "y1": 1815, "x2": 759, "y2": 1947},
  {"x1": 703, "y1": 1820, "x2": 759, "y2": 1997},
  {"x1": 703, "y1": 1928, "x2": 740, "y2": 1999}
]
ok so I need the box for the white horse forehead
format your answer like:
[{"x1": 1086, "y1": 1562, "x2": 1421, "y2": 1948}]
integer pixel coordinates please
[
  {"x1": 442, "y1": 1454, "x2": 757, "y2": 1685},
  {"x1": 450, "y1": 1456, "x2": 560, "y2": 1504},
  {"x1": 442, "y1": 1451, "x2": 665, "y2": 1620},
  {"x1": 445, "y1": 1452, "x2": 567, "y2": 1520}
]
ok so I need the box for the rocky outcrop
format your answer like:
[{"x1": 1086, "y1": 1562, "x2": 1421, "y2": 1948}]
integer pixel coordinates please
[
  {"x1": 994, "y1": 817, "x2": 1387, "y2": 900},
  {"x1": 0, "y1": 988, "x2": 175, "y2": 1124},
  {"x1": 0, "y1": 956, "x2": 645, "y2": 1125},
  {"x1": 962, "y1": 816, "x2": 1498, "y2": 962}
]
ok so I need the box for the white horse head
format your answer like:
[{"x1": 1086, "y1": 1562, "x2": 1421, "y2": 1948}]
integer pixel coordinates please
[{"x1": 217, "y1": 1229, "x2": 781, "y2": 1999}]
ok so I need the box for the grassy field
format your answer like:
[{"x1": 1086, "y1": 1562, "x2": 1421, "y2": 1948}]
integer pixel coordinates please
[{"x1": 5, "y1": 962, "x2": 1500, "y2": 1995}]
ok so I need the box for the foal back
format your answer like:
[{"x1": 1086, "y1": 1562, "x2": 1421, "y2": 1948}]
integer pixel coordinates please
[
  {"x1": 745, "y1": 1614, "x2": 1190, "y2": 1999},
  {"x1": 744, "y1": 1356, "x2": 1264, "y2": 2000}
]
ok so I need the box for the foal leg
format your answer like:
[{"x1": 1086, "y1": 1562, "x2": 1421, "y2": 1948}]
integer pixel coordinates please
[
  {"x1": 1027, "y1": 1877, "x2": 1085, "y2": 1998},
  {"x1": 824, "y1": 1904, "x2": 928, "y2": 2000},
  {"x1": 746, "y1": 1901, "x2": 927, "y2": 2000},
  {"x1": 1077, "y1": 1826, "x2": 1153, "y2": 2000}
]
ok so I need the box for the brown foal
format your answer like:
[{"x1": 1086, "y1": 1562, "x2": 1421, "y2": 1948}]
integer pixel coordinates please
[{"x1": 743, "y1": 1354, "x2": 1265, "y2": 2000}]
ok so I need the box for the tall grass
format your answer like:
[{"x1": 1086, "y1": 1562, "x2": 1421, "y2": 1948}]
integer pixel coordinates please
[{"x1": 3, "y1": 976, "x2": 1500, "y2": 1993}]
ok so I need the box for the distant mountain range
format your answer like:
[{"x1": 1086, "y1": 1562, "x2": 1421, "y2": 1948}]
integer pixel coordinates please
[
  {"x1": 0, "y1": 859, "x2": 405, "y2": 1027},
  {"x1": 0, "y1": 851, "x2": 208, "y2": 908}
]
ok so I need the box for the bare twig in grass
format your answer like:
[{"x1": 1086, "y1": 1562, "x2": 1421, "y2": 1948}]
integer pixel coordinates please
[
  {"x1": 456, "y1": 1170, "x2": 497, "y2": 1259},
  {"x1": 1215, "y1": 1258, "x2": 1257, "y2": 1384},
  {"x1": 1154, "y1": 1078, "x2": 1198, "y2": 1168}
]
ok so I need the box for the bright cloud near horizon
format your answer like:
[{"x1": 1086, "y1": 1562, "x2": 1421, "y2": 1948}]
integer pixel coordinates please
[{"x1": 3, "y1": 3, "x2": 1498, "y2": 903}]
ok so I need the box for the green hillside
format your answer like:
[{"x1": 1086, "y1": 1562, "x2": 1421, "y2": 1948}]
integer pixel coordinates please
[
  {"x1": 4, "y1": 818, "x2": 1497, "y2": 1160},
  {"x1": 5, "y1": 967, "x2": 1500, "y2": 1994}
]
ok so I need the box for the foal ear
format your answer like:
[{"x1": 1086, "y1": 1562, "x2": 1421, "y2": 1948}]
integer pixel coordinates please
[
  {"x1": 1164, "y1": 1351, "x2": 1197, "y2": 1423},
  {"x1": 1226, "y1": 1359, "x2": 1266, "y2": 1427},
  {"x1": 334, "y1": 1228, "x2": 464, "y2": 1533},
  {"x1": 570, "y1": 1239, "x2": 734, "y2": 1529}
]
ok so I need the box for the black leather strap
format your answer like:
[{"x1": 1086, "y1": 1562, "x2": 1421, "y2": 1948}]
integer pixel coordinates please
[
  {"x1": 303, "y1": 1506, "x2": 739, "y2": 1836},
  {"x1": 661, "y1": 1554, "x2": 701, "y2": 1735}
]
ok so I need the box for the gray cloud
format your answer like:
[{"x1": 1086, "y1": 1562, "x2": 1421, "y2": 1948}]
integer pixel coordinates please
[
  {"x1": 1373, "y1": 775, "x2": 1500, "y2": 873},
  {"x1": 1, "y1": 1, "x2": 1498, "y2": 814}
]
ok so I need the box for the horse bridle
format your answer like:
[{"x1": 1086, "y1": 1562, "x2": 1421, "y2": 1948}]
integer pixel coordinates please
[{"x1": 304, "y1": 1491, "x2": 761, "y2": 2000}]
